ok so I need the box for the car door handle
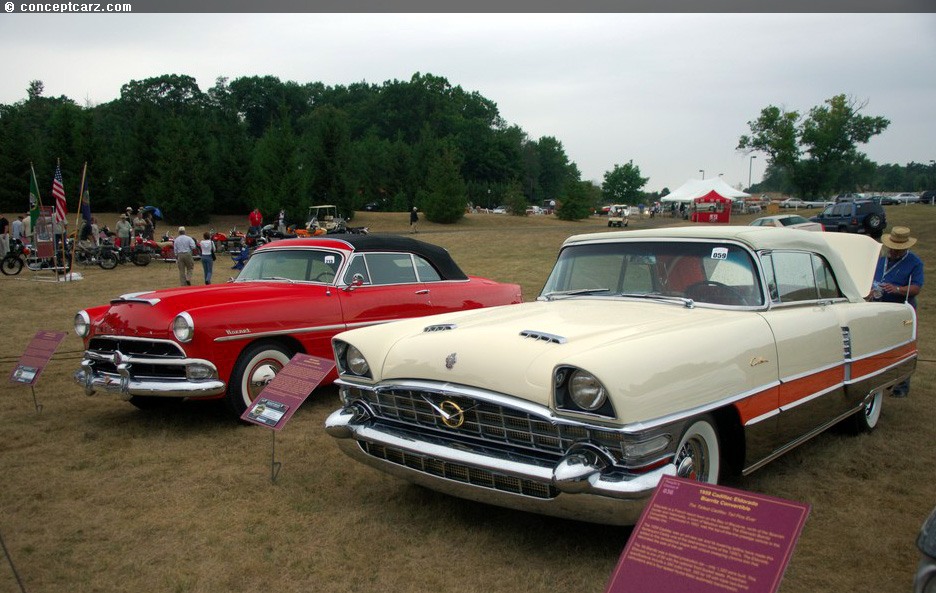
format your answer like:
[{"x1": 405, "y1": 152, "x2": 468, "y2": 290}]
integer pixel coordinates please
[{"x1": 415, "y1": 289, "x2": 430, "y2": 295}]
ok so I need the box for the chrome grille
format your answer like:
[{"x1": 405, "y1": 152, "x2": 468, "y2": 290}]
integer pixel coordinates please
[
  {"x1": 86, "y1": 336, "x2": 186, "y2": 377},
  {"x1": 362, "y1": 442, "x2": 557, "y2": 499},
  {"x1": 360, "y1": 387, "x2": 624, "y2": 461}
]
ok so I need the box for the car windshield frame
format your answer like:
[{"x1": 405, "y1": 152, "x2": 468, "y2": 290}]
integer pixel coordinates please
[
  {"x1": 235, "y1": 248, "x2": 345, "y2": 284},
  {"x1": 539, "y1": 239, "x2": 766, "y2": 308}
]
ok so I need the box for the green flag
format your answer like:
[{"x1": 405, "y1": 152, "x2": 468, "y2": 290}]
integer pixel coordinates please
[{"x1": 29, "y1": 166, "x2": 41, "y2": 231}]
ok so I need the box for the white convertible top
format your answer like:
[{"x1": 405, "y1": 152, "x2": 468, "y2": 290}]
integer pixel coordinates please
[{"x1": 564, "y1": 226, "x2": 882, "y2": 302}]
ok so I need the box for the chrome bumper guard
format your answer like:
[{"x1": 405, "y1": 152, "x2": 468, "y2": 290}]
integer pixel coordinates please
[
  {"x1": 326, "y1": 405, "x2": 675, "y2": 525},
  {"x1": 74, "y1": 357, "x2": 226, "y2": 400}
]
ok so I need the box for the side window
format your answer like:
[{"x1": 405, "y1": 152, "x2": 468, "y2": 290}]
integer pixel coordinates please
[
  {"x1": 342, "y1": 254, "x2": 371, "y2": 285},
  {"x1": 414, "y1": 255, "x2": 442, "y2": 282},
  {"x1": 770, "y1": 252, "x2": 817, "y2": 302},
  {"x1": 762, "y1": 251, "x2": 840, "y2": 303},
  {"x1": 366, "y1": 253, "x2": 418, "y2": 285},
  {"x1": 813, "y1": 255, "x2": 841, "y2": 299}
]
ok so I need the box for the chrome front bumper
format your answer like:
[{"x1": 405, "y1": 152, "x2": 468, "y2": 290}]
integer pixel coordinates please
[
  {"x1": 325, "y1": 405, "x2": 675, "y2": 526},
  {"x1": 74, "y1": 358, "x2": 226, "y2": 400}
]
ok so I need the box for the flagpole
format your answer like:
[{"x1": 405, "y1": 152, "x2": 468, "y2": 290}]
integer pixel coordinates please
[{"x1": 68, "y1": 162, "x2": 88, "y2": 278}]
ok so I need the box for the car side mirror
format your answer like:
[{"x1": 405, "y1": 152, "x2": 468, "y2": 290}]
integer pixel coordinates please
[{"x1": 344, "y1": 273, "x2": 365, "y2": 292}]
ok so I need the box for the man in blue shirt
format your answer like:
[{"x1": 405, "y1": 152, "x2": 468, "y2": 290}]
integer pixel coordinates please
[{"x1": 873, "y1": 226, "x2": 923, "y2": 397}]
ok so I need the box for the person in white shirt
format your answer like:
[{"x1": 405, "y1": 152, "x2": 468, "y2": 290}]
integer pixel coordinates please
[
  {"x1": 199, "y1": 231, "x2": 215, "y2": 285},
  {"x1": 173, "y1": 226, "x2": 198, "y2": 285}
]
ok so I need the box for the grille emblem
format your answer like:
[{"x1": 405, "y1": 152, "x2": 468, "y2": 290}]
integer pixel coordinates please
[
  {"x1": 439, "y1": 400, "x2": 465, "y2": 428},
  {"x1": 445, "y1": 353, "x2": 457, "y2": 369}
]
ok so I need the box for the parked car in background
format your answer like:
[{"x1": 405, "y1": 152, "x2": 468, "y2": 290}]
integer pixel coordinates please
[
  {"x1": 779, "y1": 198, "x2": 807, "y2": 209},
  {"x1": 890, "y1": 192, "x2": 920, "y2": 204},
  {"x1": 920, "y1": 190, "x2": 936, "y2": 205},
  {"x1": 326, "y1": 226, "x2": 915, "y2": 525},
  {"x1": 73, "y1": 235, "x2": 523, "y2": 418},
  {"x1": 780, "y1": 198, "x2": 827, "y2": 209},
  {"x1": 810, "y1": 199, "x2": 886, "y2": 239},
  {"x1": 749, "y1": 214, "x2": 823, "y2": 232}
]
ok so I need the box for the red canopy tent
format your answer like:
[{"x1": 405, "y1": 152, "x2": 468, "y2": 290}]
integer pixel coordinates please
[{"x1": 690, "y1": 192, "x2": 732, "y2": 223}]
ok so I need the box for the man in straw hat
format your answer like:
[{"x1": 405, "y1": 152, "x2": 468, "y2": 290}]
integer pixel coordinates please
[{"x1": 872, "y1": 226, "x2": 924, "y2": 397}]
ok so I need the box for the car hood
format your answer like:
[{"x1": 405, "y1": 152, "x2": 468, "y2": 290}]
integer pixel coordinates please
[
  {"x1": 90, "y1": 282, "x2": 322, "y2": 338},
  {"x1": 341, "y1": 299, "x2": 776, "y2": 425}
]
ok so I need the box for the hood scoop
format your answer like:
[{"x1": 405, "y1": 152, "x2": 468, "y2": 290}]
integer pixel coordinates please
[
  {"x1": 519, "y1": 330, "x2": 567, "y2": 344},
  {"x1": 424, "y1": 323, "x2": 457, "y2": 333},
  {"x1": 111, "y1": 292, "x2": 161, "y2": 306}
]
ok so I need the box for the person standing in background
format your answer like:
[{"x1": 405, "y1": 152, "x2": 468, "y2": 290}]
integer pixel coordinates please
[
  {"x1": 199, "y1": 231, "x2": 215, "y2": 285},
  {"x1": 11, "y1": 215, "x2": 24, "y2": 243},
  {"x1": 173, "y1": 226, "x2": 198, "y2": 286},
  {"x1": 872, "y1": 226, "x2": 924, "y2": 397},
  {"x1": 249, "y1": 207, "x2": 263, "y2": 234},
  {"x1": 409, "y1": 207, "x2": 419, "y2": 233},
  {"x1": 115, "y1": 214, "x2": 132, "y2": 247},
  {"x1": 0, "y1": 213, "x2": 9, "y2": 258}
]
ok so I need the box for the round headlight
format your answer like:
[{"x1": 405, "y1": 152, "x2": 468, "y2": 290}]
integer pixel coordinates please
[
  {"x1": 568, "y1": 370, "x2": 607, "y2": 411},
  {"x1": 345, "y1": 344, "x2": 370, "y2": 376},
  {"x1": 172, "y1": 313, "x2": 194, "y2": 343},
  {"x1": 74, "y1": 311, "x2": 91, "y2": 338}
]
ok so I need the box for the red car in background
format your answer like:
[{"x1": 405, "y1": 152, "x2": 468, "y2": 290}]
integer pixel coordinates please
[{"x1": 74, "y1": 235, "x2": 522, "y2": 418}]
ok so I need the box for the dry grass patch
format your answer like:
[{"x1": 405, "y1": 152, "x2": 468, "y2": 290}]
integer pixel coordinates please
[{"x1": 0, "y1": 207, "x2": 933, "y2": 592}]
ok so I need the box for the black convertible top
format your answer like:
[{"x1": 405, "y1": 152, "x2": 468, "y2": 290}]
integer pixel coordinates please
[{"x1": 330, "y1": 234, "x2": 468, "y2": 281}]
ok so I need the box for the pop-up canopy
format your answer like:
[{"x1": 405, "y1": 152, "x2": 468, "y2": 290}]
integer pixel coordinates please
[{"x1": 660, "y1": 178, "x2": 750, "y2": 204}]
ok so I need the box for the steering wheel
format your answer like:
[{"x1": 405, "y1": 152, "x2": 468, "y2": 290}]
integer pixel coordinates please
[
  {"x1": 685, "y1": 280, "x2": 748, "y2": 306},
  {"x1": 312, "y1": 271, "x2": 334, "y2": 283}
]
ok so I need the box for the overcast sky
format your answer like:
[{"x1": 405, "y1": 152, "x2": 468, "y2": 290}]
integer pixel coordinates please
[{"x1": 2, "y1": 13, "x2": 934, "y2": 193}]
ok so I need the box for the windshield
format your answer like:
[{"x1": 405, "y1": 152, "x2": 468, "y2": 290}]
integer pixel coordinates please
[
  {"x1": 236, "y1": 249, "x2": 343, "y2": 284},
  {"x1": 540, "y1": 240, "x2": 764, "y2": 307}
]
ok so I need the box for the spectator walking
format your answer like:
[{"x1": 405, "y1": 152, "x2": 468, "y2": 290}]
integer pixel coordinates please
[
  {"x1": 173, "y1": 226, "x2": 198, "y2": 286},
  {"x1": 199, "y1": 231, "x2": 215, "y2": 285},
  {"x1": 872, "y1": 226, "x2": 924, "y2": 397},
  {"x1": 409, "y1": 207, "x2": 419, "y2": 233}
]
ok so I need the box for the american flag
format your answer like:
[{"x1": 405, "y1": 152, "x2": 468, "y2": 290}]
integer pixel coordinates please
[{"x1": 52, "y1": 164, "x2": 67, "y2": 223}]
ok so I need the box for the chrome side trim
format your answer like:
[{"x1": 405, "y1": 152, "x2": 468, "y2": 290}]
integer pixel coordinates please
[
  {"x1": 213, "y1": 323, "x2": 347, "y2": 342},
  {"x1": 742, "y1": 405, "x2": 863, "y2": 475},
  {"x1": 213, "y1": 318, "x2": 404, "y2": 343}
]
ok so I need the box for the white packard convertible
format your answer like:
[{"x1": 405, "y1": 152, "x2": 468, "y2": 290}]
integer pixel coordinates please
[{"x1": 325, "y1": 226, "x2": 917, "y2": 525}]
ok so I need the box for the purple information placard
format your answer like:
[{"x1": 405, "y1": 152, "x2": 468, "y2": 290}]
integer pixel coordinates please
[
  {"x1": 605, "y1": 476, "x2": 810, "y2": 593},
  {"x1": 240, "y1": 353, "x2": 335, "y2": 431},
  {"x1": 9, "y1": 330, "x2": 67, "y2": 386}
]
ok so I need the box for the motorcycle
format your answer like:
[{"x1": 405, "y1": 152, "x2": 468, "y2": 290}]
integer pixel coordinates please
[
  {"x1": 132, "y1": 233, "x2": 177, "y2": 262},
  {"x1": 100, "y1": 237, "x2": 152, "y2": 266},
  {"x1": 74, "y1": 241, "x2": 119, "y2": 270},
  {"x1": 1, "y1": 237, "x2": 73, "y2": 275}
]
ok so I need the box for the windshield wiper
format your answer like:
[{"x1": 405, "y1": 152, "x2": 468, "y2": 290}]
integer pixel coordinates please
[
  {"x1": 258, "y1": 276, "x2": 296, "y2": 283},
  {"x1": 543, "y1": 288, "x2": 610, "y2": 301},
  {"x1": 617, "y1": 292, "x2": 695, "y2": 308}
]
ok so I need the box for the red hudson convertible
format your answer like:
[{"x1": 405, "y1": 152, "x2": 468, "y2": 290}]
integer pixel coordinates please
[{"x1": 74, "y1": 235, "x2": 522, "y2": 417}]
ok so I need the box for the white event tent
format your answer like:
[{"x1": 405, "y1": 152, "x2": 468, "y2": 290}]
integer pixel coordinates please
[{"x1": 659, "y1": 178, "x2": 750, "y2": 204}]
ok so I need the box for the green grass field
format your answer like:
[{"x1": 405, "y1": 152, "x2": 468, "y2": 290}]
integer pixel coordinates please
[{"x1": 1, "y1": 206, "x2": 933, "y2": 593}]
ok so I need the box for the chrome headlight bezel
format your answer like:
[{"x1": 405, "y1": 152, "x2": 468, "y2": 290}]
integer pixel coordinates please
[
  {"x1": 172, "y1": 312, "x2": 195, "y2": 343},
  {"x1": 554, "y1": 366, "x2": 614, "y2": 417},
  {"x1": 334, "y1": 340, "x2": 372, "y2": 378},
  {"x1": 74, "y1": 311, "x2": 91, "y2": 338}
]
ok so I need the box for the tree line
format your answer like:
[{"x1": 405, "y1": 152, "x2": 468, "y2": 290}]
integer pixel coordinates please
[{"x1": 0, "y1": 73, "x2": 596, "y2": 225}]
